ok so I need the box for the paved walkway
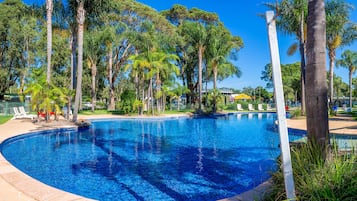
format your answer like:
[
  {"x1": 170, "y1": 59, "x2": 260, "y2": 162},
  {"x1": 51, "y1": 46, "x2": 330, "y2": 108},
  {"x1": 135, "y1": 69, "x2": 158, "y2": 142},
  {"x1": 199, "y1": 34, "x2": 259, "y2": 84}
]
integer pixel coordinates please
[
  {"x1": 0, "y1": 114, "x2": 357, "y2": 201},
  {"x1": 286, "y1": 115, "x2": 357, "y2": 135}
]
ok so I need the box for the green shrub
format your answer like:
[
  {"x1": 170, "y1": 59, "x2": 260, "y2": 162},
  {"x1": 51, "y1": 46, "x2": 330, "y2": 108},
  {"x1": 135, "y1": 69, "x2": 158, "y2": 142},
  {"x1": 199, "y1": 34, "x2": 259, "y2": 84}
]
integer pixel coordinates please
[
  {"x1": 264, "y1": 141, "x2": 357, "y2": 200},
  {"x1": 117, "y1": 89, "x2": 136, "y2": 113},
  {"x1": 290, "y1": 108, "x2": 302, "y2": 118},
  {"x1": 225, "y1": 103, "x2": 237, "y2": 110}
]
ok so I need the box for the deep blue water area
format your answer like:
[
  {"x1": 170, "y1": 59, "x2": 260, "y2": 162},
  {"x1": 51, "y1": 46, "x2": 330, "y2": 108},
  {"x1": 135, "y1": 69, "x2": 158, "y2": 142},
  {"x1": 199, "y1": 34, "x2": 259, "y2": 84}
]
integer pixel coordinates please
[{"x1": 1, "y1": 113, "x2": 303, "y2": 201}]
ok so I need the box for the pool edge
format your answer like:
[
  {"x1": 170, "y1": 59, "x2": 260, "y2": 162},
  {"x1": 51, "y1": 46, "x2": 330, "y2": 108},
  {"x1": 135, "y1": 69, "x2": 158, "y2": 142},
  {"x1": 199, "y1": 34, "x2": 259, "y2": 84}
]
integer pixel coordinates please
[{"x1": 0, "y1": 119, "x2": 96, "y2": 201}]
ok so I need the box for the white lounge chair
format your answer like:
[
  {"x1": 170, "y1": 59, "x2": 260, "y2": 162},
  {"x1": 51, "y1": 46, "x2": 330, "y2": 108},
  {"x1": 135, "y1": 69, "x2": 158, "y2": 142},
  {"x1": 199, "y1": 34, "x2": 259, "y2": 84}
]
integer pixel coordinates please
[
  {"x1": 248, "y1": 104, "x2": 255, "y2": 111},
  {"x1": 258, "y1": 104, "x2": 264, "y2": 111},
  {"x1": 237, "y1": 104, "x2": 243, "y2": 111},
  {"x1": 12, "y1": 107, "x2": 35, "y2": 120},
  {"x1": 267, "y1": 104, "x2": 274, "y2": 111}
]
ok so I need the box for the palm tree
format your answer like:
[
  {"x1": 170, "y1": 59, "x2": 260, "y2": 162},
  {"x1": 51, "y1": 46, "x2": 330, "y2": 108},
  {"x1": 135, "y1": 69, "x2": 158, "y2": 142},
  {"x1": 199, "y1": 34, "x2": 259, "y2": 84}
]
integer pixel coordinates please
[
  {"x1": 46, "y1": 0, "x2": 53, "y2": 84},
  {"x1": 205, "y1": 24, "x2": 243, "y2": 112},
  {"x1": 326, "y1": 0, "x2": 356, "y2": 107},
  {"x1": 264, "y1": 0, "x2": 308, "y2": 115},
  {"x1": 181, "y1": 21, "x2": 207, "y2": 111},
  {"x1": 336, "y1": 50, "x2": 357, "y2": 109},
  {"x1": 306, "y1": 0, "x2": 329, "y2": 157},
  {"x1": 72, "y1": 0, "x2": 85, "y2": 122},
  {"x1": 84, "y1": 29, "x2": 104, "y2": 112}
]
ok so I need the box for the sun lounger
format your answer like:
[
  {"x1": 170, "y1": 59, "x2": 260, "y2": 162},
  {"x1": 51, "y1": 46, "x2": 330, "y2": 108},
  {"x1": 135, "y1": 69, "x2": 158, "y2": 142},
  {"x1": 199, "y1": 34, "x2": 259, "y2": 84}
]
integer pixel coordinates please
[
  {"x1": 248, "y1": 104, "x2": 255, "y2": 111},
  {"x1": 258, "y1": 104, "x2": 264, "y2": 111},
  {"x1": 237, "y1": 104, "x2": 243, "y2": 111},
  {"x1": 267, "y1": 104, "x2": 274, "y2": 111},
  {"x1": 12, "y1": 107, "x2": 35, "y2": 120}
]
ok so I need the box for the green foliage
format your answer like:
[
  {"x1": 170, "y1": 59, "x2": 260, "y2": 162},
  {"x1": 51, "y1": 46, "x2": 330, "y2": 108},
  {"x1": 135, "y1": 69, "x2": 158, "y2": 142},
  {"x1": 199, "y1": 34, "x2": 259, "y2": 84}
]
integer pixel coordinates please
[
  {"x1": 261, "y1": 62, "x2": 301, "y2": 102},
  {"x1": 116, "y1": 89, "x2": 136, "y2": 113},
  {"x1": 290, "y1": 108, "x2": 302, "y2": 118},
  {"x1": 205, "y1": 89, "x2": 224, "y2": 112},
  {"x1": 132, "y1": 100, "x2": 144, "y2": 114},
  {"x1": 24, "y1": 69, "x2": 68, "y2": 118},
  {"x1": 265, "y1": 141, "x2": 357, "y2": 200}
]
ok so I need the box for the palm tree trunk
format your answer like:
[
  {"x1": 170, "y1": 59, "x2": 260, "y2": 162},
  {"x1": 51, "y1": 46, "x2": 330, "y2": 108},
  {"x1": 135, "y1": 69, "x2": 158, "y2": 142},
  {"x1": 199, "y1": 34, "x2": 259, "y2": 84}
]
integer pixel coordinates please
[
  {"x1": 349, "y1": 70, "x2": 353, "y2": 109},
  {"x1": 213, "y1": 64, "x2": 218, "y2": 113},
  {"x1": 73, "y1": 1, "x2": 85, "y2": 122},
  {"x1": 70, "y1": 31, "x2": 77, "y2": 90},
  {"x1": 108, "y1": 46, "x2": 115, "y2": 111},
  {"x1": 91, "y1": 63, "x2": 97, "y2": 113},
  {"x1": 299, "y1": 11, "x2": 306, "y2": 116},
  {"x1": 328, "y1": 49, "x2": 336, "y2": 107},
  {"x1": 306, "y1": 0, "x2": 329, "y2": 158},
  {"x1": 150, "y1": 78, "x2": 154, "y2": 115},
  {"x1": 198, "y1": 45, "x2": 203, "y2": 111},
  {"x1": 46, "y1": 0, "x2": 53, "y2": 84}
]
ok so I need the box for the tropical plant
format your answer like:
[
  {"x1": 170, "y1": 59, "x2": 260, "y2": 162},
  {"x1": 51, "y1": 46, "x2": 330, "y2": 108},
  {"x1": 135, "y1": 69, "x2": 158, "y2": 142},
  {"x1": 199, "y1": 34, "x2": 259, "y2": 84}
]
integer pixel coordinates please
[
  {"x1": 305, "y1": 0, "x2": 329, "y2": 157},
  {"x1": 264, "y1": 0, "x2": 308, "y2": 115},
  {"x1": 205, "y1": 23, "x2": 243, "y2": 112},
  {"x1": 326, "y1": 0, "x2": 357, "y2": 107},
  {"x1": 181, "y1": 21, "x2": 207, "y2": 111},
  {"x1": 265, "y1": 141, "x2": 357, "y2": 200},
  {"x1": 24, "y1": 69, "x2": 67, "y2": 121},
  {"x1": 84, "y1": 28, "x2": 105, "y2": 112},
  {"x1": 336, "y1": 50, "x2": 357, "y2": 108}
]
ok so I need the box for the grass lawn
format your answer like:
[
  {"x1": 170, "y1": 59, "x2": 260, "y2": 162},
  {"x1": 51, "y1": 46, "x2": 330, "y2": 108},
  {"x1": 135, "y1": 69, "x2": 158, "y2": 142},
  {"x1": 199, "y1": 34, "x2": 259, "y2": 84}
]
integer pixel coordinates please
[{"x1": 0, "y1": 115, "x2": 12, "y2": 125}]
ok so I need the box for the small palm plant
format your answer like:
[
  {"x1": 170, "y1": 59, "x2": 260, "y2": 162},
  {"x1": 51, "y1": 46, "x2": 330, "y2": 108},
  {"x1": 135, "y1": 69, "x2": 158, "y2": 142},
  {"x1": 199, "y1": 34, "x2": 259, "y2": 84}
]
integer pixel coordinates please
[{"x1": 24, "y1": 69, "x2": 68, "y2": 121}]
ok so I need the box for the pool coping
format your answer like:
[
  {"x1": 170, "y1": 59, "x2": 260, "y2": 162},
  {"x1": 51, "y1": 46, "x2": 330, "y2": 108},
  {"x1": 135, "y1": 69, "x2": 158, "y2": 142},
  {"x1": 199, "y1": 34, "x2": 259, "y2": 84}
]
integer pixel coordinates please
[
  {"x1": 1, "y1": 114, "x2": 357, "y2": 201},
  {"x1": 0, "y1": 119, "x2": 95, "y2": 201}
]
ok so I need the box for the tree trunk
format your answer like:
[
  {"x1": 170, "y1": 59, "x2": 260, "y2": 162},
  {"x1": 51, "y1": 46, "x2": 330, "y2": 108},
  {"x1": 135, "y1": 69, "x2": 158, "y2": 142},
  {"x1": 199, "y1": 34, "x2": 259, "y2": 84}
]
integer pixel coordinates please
[
  {"x1": 70, "y1": 31, "x2": 77, "y2": 90},
  {"x1": 46, "y1": 0, "x2": 53, "y2": 84},
  {"x1": 349, "y1": 70, "x2": 353, "y2": 109},
  {"x1": 156, "y1": 73, "x2": 161, "y2": 113},
  {"x1": 306, "y1": 0, "x2": 329, "y2": 157},
  {"x1": 108, "y1": 46, "x2": 115, "y2": 111},
  {"x1": 149, "y1": 78, "x2": 154, "y2": 115},
  {"x1": 299, "y1": 11, "x2": 306, "y2": 116},
  {"x1": 198, "y1": 45, "x2": 203, "y2": 111},
  {"x1": 328, "y1": 49, "x2": 336, "y2": 107},
  {"x1": 73, "y1": 1, "x2": 85, "y2": 122},
  {"x1": 91, "y1": 63, "x2": 97, "y2": 113},
  {"x1": 213, "y1": 64, "x2": 218, "y2": 113}
]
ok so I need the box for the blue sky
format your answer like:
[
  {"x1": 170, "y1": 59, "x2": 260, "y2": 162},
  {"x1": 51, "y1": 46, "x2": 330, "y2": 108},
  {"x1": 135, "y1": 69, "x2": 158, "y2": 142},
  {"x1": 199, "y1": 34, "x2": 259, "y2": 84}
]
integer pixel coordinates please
[
  {"x1": 136, "y1": 0, "x2": 357, "y2": 90},
  {"x1": 20, "y1": 0, "x2": 357, "y2": 90}
]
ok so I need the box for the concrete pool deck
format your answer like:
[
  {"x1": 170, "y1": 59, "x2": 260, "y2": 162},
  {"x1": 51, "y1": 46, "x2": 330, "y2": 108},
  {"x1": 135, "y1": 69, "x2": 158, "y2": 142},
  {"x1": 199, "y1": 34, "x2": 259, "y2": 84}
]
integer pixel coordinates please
[{"x1": 1, "y1": 114, "x2": 357, "y2": 201}]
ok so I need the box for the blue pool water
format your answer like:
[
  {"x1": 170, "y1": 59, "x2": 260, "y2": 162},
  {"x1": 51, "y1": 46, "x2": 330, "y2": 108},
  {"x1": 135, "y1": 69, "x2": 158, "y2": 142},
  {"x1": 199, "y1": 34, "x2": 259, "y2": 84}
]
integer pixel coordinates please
[{"x1": 1, "y1": 113, "x2": 303, "y2": 201}]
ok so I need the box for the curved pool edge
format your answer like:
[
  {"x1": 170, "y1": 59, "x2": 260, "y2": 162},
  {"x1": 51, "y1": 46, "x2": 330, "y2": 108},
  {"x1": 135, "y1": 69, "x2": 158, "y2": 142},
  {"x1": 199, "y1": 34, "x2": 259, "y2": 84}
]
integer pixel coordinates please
[
  {"x1": 0, "y1": 118, "x2": 96, "y2": 201},
  {"x1": 0, "y1": 113, "x2": 276, "y2": 201},
  {"x1": 218, "y1": 179, "x2": 272, "y2": 201}
]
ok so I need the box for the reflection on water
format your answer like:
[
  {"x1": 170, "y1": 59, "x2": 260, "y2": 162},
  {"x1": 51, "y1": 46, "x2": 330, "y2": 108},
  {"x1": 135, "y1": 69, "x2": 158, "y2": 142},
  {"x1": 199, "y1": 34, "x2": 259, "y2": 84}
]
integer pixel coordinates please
[{"x1": 2, "y1": 114, "x2": 295, "y2": 201}]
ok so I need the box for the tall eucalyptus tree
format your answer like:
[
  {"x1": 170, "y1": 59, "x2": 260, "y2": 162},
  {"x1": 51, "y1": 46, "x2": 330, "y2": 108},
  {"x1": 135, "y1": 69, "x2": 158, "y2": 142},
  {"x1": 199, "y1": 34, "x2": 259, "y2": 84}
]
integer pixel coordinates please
[
  {"x1": 0, "y1": 0, "x2": 38, "y2": 99},
  {"x1": 336, "y1": 50, "x2": 357, "y2": 109}
]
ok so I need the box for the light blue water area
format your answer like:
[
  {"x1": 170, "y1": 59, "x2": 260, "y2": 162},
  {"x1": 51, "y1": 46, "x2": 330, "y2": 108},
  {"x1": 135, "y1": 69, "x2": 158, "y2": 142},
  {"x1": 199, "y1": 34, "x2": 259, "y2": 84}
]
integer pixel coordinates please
[{"x1": 1, "y1": 113, "x2": 303, "y2": 201}]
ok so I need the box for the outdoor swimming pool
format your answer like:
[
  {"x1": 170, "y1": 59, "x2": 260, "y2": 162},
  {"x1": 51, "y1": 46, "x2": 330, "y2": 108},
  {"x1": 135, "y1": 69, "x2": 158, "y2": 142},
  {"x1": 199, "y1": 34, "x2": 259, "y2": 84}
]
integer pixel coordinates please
[{"x1": 1, "y1": 113, "x2": 303, "y2": 201}]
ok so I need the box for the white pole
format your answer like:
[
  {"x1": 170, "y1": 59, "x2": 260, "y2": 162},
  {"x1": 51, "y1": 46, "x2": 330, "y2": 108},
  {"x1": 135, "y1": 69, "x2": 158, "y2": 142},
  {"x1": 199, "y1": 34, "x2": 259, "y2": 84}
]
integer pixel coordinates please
[{"x1": 266, "y1": 11, "x2": 296, "y2": 199}]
